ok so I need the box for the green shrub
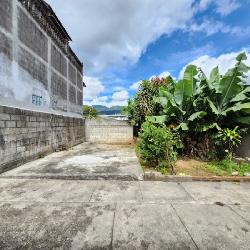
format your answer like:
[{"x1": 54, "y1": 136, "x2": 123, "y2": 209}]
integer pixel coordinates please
[
  {"x1": 83, "y1": 105, "x2": 98, "y2": 119},
  {"x1": 137, "y1": 121, "x2": 177, "y2": 173},
  {"x1": 214, "y1": 126, "x2": 246, "y2": 160}
]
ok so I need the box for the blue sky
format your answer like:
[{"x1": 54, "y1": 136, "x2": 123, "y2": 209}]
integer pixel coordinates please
[{"x1": 46, "y1": 0, "x2": 250, "y2": 107}]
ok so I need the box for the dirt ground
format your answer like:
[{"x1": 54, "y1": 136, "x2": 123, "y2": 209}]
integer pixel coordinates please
[{"x1": 174, "y1": 158, "x2": 213, "y2": 176}]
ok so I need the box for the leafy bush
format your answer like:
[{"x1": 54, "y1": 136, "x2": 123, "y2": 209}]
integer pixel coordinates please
[
  {"x1": 137, "y1": 121, "x2": 177, "y2": 173},
  {"x1": 83, "y1": 105, "x2": 98, "y2": 119},
  {"x1": 125, "y1": 77, "x2": 172, "y2": 127}
]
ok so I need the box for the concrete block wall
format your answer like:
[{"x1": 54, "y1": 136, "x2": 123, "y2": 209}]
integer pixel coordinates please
[
  {"x1": 0, "y1": 0, "x2": 83, "y2": 115},
  {"x1": 85, "y1": 117, "x2": 133, "y2": 145},
  {"x1": 0, "y1": 105, "x2": 85, "y2": 173}
]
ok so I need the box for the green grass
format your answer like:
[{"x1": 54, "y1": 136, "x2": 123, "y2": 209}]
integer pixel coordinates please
[
  {"x1": 138, "y1": 150, "x2": 250, "y2": 177},
  {"x1": 201, "y1": 164, "x2": 226, "y2": 176},
  {"x1": 205, "y1": 159, "x2": 250, "y2": 176},
  {"x1": 157, "y1": 166, "x2": 171, "y2": 175}
]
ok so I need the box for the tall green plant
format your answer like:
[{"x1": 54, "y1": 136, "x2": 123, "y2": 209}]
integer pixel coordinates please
[
  {"x1": 206, "y1": 53, "x2": 250, "y2": 127},
  {"x1": 149, "y1": 52, "x2": 250, "y2": 131},
  {"x1": 146, "y1": 52, "x2": 250, "y2": 158},
  {"x1": 148, "y1": 65, "x2": 208, "y2": 131},
  {"x1": 125, "y1": 77, "x2": 172, "y2": 127}
]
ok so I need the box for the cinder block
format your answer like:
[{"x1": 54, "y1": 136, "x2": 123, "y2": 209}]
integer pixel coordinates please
[
  {"x1": 29, "y1": 116, "x2": 37, "y2": 122},
  {"x1": 40, "y1": 122, "x2": 46, "y2": 127},
  {"x1": 5, "y1": 121, "x2": 16, "y2": 128},
  {"x1": 0, "y1": 106, "x2": 85, "y2": 171},
  {"x1": 16, "y1": 121, "x2": 26, "y2": 128},
  {"x1": 0, "y1": 121, "x2": 5, "y2": 127},
  {"x1": 0, "y1": 113, "x2": 10, "y2": 121},
  {"x1": 27, "y1": 122, "x2": 40, "y2": 128},
  {"x1": 10, "y1": 114, "x2": 22, "y2": 121}
]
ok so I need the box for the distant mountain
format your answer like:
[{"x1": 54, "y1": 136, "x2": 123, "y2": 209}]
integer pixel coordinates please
[{"x1": 93, "y1": 105, "x2": 125, "y2": 115}]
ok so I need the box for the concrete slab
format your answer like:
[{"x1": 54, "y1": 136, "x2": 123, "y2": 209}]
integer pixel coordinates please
[
  {"x1": 90, "y1": 181, "x2": 142, "y2": 203},
  {"x1": 37, "y1": 180, "x2": 97, "y2": 203},
  {"x1": 140, "y1": 181, "x2": 193, "y2": 203},
  {"x1": 173, "y1": 204, "x2": 250, "y2": 250},
  {"x1": 0, "y1": 179, "x2": 58, "y2": 202},
  {"x1": 0, "y1": 180, "x2": 250, "y2": 249},
  {"x1": 113, "y1": 204, "x2": 197, "y2": 249},
  {"x1": 0, "y1": 202, "x2": 115, "y2": 249},
  {"x1": 229, "y1": 205, "x2": 250, "y2": 223},
  {"x1": 1, "y1": 143, "x2": 143, "y2": 181},
  {"x1": 181, "y1": 182, "x2": 250, "y2": 204}
]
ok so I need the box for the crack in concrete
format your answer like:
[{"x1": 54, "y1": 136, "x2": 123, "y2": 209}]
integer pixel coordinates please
[
  {"x1": 138, "y1": 181, "x2": 144, "y2": 203},
  {"x1": 179, "y1": 182, "x2": 197, "y2": 201},
  {"x1": 171, "y1": 204, "x2": 200, "y2": 250},
  {"x1": 226, "y1": 204, "x2": 250, "y2": 225},
  {"x1": 110, "y1": 202, "x2": 117, "y2": 250}
]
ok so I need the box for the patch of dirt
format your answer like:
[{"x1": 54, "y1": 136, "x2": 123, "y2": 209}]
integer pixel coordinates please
[{"x1": 174, "y1": 158, "x2": 214, "y2": 176}]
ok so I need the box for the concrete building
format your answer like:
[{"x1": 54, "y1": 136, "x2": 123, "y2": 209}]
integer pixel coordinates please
[
  {"x1": 0, "y1": 0, "x2": 85, "y2": 172},
  {"x1": 0, "y1": 0, "x2": 84, "y2": 115}
]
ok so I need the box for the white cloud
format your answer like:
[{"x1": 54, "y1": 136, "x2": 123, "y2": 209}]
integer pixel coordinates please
[
  {"x1": 113, "y1": 86, "x2": 125, "y2": 92},
  {"x1": 45, "y1": 0, "x2": 196, "y2": 73},
  {"x1": 83, "y1": 76, "x2": 105, "y2": 100},
  {"x1": 179, "y1": 51, "x2": 250, "y2": 83},
  {"x1": 130, "y1": 81, "x2": 142, "y2": 91},
  {"x1": 158, "y1": 71, "x2": 171, "y2": 78},
  {"x1": 199, "y1": 0, "x2": 241, "y2": 16},
  {"x1": 84, "y1": 96, "x2": 109, "y2": 106},
  {"x1": 112, "y1": 90, "x2": 129, "y2": 102},
  {"x1": 150, "y1": 71, "x2": 172, "y2": 79},
  {"x1": 83, "y1": 87, "x2": 129, "y2": 107},
  {"x1": 187, "y1": 19, "x2": 245, "y2": 36}
]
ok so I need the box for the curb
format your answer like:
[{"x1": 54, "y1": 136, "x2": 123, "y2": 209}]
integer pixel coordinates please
[
  {"x1": 0, "y1": 174, "x2": 141, "y2": 181},
  {"x1": 144, "y1": 172, "x2": 250, "y2": 182}
]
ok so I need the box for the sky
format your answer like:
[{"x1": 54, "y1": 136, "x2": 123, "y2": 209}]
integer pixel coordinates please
[{"x1": 45, "y1": 0, "x2": 250, "y2": 107}]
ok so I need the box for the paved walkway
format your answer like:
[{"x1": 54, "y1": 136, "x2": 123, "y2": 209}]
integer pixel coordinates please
[{"x1": 0, "y1": 179, "x2": 249, "y2": 249}]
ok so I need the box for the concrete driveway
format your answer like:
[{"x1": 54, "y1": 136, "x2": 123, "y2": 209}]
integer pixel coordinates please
[
  {"x1": 1, "y1": 143, "x2": 143, "y2": 181},
  {"x1": 0, "y1": 179, "x2": 249, "y2": 249}
]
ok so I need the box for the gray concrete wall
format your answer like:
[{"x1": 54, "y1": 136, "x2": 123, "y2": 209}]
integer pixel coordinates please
[
  {"x1": 85, "y1": 117, "x2": 133, "y2": 145},
  {"x1": 0, "y1": 105, "x2": 85, "y2": 173},
  {"x1": 0, "y1": 0, "x2": 83, "y2": 115}
]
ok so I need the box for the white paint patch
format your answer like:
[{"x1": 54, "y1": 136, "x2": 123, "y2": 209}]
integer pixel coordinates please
[
  {"x1": 0, "y1": 54, "x2": 50, "y2": 108},
  {"x1": 63, "y1": 155, "x2": 105, "y2": 165},
  {"x1": 62, "y1": 154, "x2": 127, "y2": 166}
]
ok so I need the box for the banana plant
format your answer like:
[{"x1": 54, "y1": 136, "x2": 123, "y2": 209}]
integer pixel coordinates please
[
  {"x1": 148, "y1": 52, "x2": 250, "y2": 131},
  {"x1": 148, "y1": 65, "x2": 207, "y2": 130},
  {"x1": 206, "y1": 52, "x2": 250, "y2": 125}
]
